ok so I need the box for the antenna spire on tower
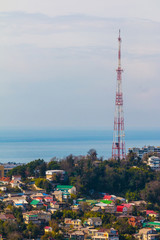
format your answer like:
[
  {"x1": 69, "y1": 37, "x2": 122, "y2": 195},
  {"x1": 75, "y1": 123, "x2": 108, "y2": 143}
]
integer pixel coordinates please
[{"x1": 112, "y1": 31, "x2": 126, "y2": 160}]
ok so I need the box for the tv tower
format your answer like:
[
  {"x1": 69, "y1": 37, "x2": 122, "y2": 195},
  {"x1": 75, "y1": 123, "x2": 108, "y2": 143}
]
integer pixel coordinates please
[{"x1": 112, "y1": 30, "x2": 126, "y2": 160}]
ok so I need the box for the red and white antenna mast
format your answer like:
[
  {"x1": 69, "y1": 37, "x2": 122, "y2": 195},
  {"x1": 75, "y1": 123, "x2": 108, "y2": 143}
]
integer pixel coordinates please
[{"x1": 112, "y1": 30, "x2": 126, "y2": 160}]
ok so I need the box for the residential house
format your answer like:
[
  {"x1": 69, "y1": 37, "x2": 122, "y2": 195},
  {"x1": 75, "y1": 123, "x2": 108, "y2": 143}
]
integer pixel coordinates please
[
  {"x1": 96, "y1": 202, "x2": 116, "y2": 213},
  {"x1": 30, "y1": 199, "x2": 43, "y2": 209},
  {"x1": 71, "y1": 204, "x2": 81, "y2": 211},
  {"x1": 103, "y1": 195, "x2": 116, "y2": 201},
  {"x1": 10, "y1": 180, "x2": 20, "y2": 188},
  {"x1": 49, "y1": 201, "x2": 59, "y2": 212},
  {"x1": 70, "y1": 231, "x2": 84, "y2": 240},
  {"x1": 50, "y1": 201, "x2": 59, "y2": 209},
  {"x1": 117, "y1": 206, "x2": 127, "y2": 215},
  {"x1": 105, "y1": 204, "x2": 116, "y2": 214},
  {"x1": 121, "y1": 203, "x2": 134, "y2": 214},
  {"x1": 30, "y1": 192, "x2": 47, "y2": 199},
  {"x1": 23, "y1": 210, "x2": 51, "y2": 224},
  {"x1": 56, "y1": 185, "x2": 76, "y2": 198},
  {"x1": 35, "y1": 197, "x2": 43, "y2": 203},
  {"x1": 0, "y1": 214, "x2": 16, "y2": 222},
  {"x1": 44, "y1": 196, "x2": 53, "y2": 203},
  {"x1": 96, "y1": 202, "x2": 108, "y2": 210},
  {"x1": 146, "y1": 210, "x2": 159, "y2": 220},
  {"x1": 72, "y1": 219, "x2": 82, "y2": 227},
  {"x1": 23, "y1": 213, "x2": 40, "y2": 225},
  {"x1": 143, "y1": 221, "x2": 160, "y2": 229},
  {"x1": 53, "y1": 190, "x2": 63, "y2": 202},
  {"x1": 46, "y1": 170, "x2": 66, "y2": 181},
  {"x1": 0, "y1": 186, "x2": 7, "y2": 191},
  {"x1": 84, "y1": 217, "x2": 102, "y2": 227},
  {"x1": 147, "y1": 156, "x2": 160, "y2": 170},
  {"x1": 0, "y1": 177, "x2": 10, "y2": 185},
  {"x1": 136, "y1": 216, "x2": 145, "y2": 224},
  {"x1": 64, "y1": 218, "x2": 73, "y2": 226},
  {"x1": 37, "y1": 210, "x2": 51, "y2": 223},
  {"x1": 128, "y1": 216, "x2": 142, "y2": 228},
  {"x1": 91, "y1": 206, "x2": 102, "y2": 213},
  {"x1": 131, "y1": 201, "x2": 147, "y2": 207},
  {"x1": 64, "y1": 218, "x2": 82, "y2": 227},
  {"x1": 13, "y1": 198, "x2": 28, "y2": 210},
  {"x1": 88, "y1": 229, "x2": 98, "y2": 237},
  {"x1": 92, "y1": 228, "x2": 119, "y2": 240},
  {"x1": 44, "y1": 226, "x2": 53, "y2": 233},
  {"x1": 12, "y1": 175, "x2": 21, "y2": 181},
  {"x1": 131, "y1": 201, "x2": 147, "y2": 211},
  {"x1": 135, "y1": 228, "x2": 159, "y2": 240},
  {"x1": 3, "y1": 195, "x2": 28, "y2": 204}
]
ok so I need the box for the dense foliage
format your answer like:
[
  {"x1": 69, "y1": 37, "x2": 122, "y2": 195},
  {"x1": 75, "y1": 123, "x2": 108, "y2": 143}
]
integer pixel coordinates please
[{"x1": 7, "y1": 151, "x2": 160, "y2": 207}]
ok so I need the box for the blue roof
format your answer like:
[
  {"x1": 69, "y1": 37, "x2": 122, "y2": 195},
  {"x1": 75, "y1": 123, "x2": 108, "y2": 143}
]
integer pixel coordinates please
[
  {"x1": 12, "y1": 193, "x2": 24, "y2": 196},
  {"x1": 42, "y1": 193, "x2": 48, "y2": 196}
]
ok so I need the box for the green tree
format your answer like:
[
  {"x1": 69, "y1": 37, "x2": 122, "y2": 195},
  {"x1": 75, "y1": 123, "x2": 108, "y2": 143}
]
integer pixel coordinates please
[
  {"x1": 7, "y1": 232, "x2": 23, "y2": 240},
  {"x1": 35, "y1": 178, "x2": 52, "y2": 192},
  {"x1": 27, "y1": 221, "x2": 40, "y2": 238},
  {"x1": 48, "y1": 158, "x2": 60, "y2": 170}
]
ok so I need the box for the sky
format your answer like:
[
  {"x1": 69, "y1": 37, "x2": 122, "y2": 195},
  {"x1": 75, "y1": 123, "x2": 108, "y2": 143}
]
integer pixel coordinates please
[{"x1": 0, "y1": 0, "x2": 160, "y2": 130}]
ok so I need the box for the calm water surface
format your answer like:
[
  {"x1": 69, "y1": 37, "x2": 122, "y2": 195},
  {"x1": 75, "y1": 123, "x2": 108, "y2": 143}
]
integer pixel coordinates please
[{"x1": 0, "y1": 129, "x2": 159, "y2": 163}]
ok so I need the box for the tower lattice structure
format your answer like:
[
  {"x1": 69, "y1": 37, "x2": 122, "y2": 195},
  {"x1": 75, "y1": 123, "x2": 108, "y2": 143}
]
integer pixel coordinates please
[{"x1": 112, "y1": 30, "x2": 126, "y2": 160}]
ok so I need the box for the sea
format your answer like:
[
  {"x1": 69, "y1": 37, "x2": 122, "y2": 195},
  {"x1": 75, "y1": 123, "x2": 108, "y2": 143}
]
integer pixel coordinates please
[{"x1": 0, "y1": 129, "x2": 160, "y2": 164}]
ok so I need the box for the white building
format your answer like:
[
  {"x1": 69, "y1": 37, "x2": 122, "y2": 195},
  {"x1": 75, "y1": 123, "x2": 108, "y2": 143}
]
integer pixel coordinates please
[
  {"x1": 85, "y1": 217, "x2": 102, "y2": 227},
  {"x1": 128, "y1": 146, "x2": 160, "y2": 158},
  {"x1": 148, "y1": 156, "x2": 160, "y2": 170},
  {"x1": 45, "y1": 170, "x2": 65, "y2": 181}
]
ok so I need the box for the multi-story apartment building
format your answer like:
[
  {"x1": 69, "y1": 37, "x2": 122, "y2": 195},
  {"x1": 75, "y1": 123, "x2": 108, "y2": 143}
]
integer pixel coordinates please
[
  {"x1": 0, "y1": 163, "x2": 22, "y2": 178},
  {"x1": 128, "y1": 146, "x2": 160, "y2": 158},
  {"x1": 147, "y1": 156, "x2": 160, "y2": 170}
]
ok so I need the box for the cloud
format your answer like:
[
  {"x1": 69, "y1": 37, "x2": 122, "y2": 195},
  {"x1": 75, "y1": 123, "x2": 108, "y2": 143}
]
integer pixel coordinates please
[
  {"x1": 0, "y1": 12, "x2": 160, "y2": 129},
  {"x1": 1, "y1": 0, "x2": 160, "y2": 22}
]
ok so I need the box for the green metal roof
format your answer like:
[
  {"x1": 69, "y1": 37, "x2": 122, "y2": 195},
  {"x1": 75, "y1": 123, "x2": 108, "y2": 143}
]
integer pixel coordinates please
[
  {"x1": 30, "y1": 200, "x2": 40, "y2": 205},
  {"x1": 77, "y1": 198, "x2": 85, "y2": 202},
  {"x1": 56, "y1": 185, "x2": 73, "y2": 189},
  {"x1": 155, "y1": 228, "x2": 160, "y2": 232},
  {"x1": 100, "y1": 200, "x2": 113, "y2": 204},
  {"x1": 149, "y1": 222, "x2": 160, "y2": 226},
  {"x1": 143, "y1": 222, "x2": 160, "y2": 228}
]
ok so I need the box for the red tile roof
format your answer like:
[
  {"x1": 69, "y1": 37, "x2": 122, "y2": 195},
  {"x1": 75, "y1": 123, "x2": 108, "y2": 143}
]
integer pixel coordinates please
[
  {"x1": 117, "y1": 206, "x2": 125, "y2": 212},
  {"x1": 103, "y1": 195, "x2": 112, "y2": 200},
  {"x1": 0, "y1": 177, "x2": 10, "y2": 182},
  {"x1": 45, "y1": 226, "x2": 51, "y2": 229},
  {"x1": 146, "y1": 210, "x2": 158, "y2": 215},
  {"x1": 36, "y1": 197, "x2": 43, "y2": 200}
]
